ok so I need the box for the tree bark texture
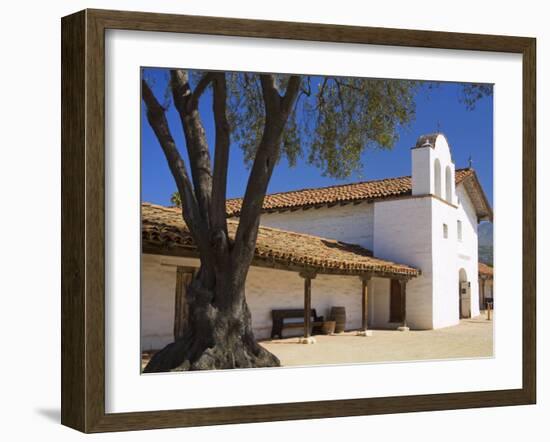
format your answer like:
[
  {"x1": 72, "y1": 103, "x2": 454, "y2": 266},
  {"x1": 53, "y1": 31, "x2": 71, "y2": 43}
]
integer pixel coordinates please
[{"x1": 144, "y1": 279, "x2": 279, "y2": 372}]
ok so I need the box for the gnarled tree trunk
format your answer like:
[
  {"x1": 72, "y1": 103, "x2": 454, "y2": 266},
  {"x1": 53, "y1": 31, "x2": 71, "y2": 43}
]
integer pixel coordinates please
[
  {"x1": 144, "y1": 271, "x2": 279, "y2": 372},
  {"x1": 142, "y1": 70, "x2": 301, "y2": 371}
]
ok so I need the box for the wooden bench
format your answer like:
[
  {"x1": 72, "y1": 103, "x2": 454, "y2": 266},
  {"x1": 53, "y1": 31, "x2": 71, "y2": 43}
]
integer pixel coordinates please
[{"x1": 271, "y1": 309, "x2": 324, "y2": 339}]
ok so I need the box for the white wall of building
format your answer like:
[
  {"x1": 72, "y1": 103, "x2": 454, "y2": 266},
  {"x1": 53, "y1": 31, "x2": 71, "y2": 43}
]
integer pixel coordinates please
[
  {"x1": 372, "y1": 197, "x2": 434, "y2": 329},
  {"x1": 428, "y1": 136, "x2": 461, "y2": 328},
  {"x1": 374, "y1": 134, "x2": 481, "y2": 330},
  {"x1": 431, "y1": 198, "x2": 460, "y2": 328},
  {"x1": 141, "y1": 254, "x2": 181, "y2": 351},
  {"x1": 412, "y1": 135, "x2": 456, "y2": 205},
  {"x1": 412, "y1": 144, "x2": 434, "y2": 196},
  {"x1": 257, "y1": 202, "x2": 375, "y2": 250},
  {"x1": 141, "y1": 254, "x2": 390, "y2": 351},
  {"x1": 456, "y1": 184, "x2": 481, "y2": 318},
  {"x1": 246, "y1": 268, "x2": 364, "y2": 339}
]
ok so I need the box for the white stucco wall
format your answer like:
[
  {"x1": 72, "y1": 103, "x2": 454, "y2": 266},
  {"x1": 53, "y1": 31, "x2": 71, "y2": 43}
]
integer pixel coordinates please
[
  {"x1": 372, "y1": 186, "x2": 480, "y2": 331},
  {"x1": 374, "y1": 134, "x2": 482, "y2": 330},
  {"x1": 412, "y1": 135, "x2": 456, "y2": 205},
  {"x1": 141, "y1": 254, "x2": 389, "y2": 351},
  {"x1": 431, "y1": 197, "x2": 460, "y2": 328},
  {"x1": 456, "y1": 184, "x2": 481, "y2": 319},
  {"x1": 257, "y1": 202, "x2": 375, "y2": 250},
  {"x1": 412, "y1": 145, "x2": 433, "y2": 196},
  {"x1": 246, "y1": 268, "x2": 364, "y2": 339},
  {"x1": 141, "y1": 254, "x2": 181, "y2": 351},
  {"x1": 372, "y1": 196, "x2": 434, "y2": 329}
]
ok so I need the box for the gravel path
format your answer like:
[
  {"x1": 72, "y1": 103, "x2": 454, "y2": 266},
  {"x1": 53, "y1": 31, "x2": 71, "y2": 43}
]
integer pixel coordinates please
[{"x1": 260, "y1": 315, "x2": 493, "y2": 367}]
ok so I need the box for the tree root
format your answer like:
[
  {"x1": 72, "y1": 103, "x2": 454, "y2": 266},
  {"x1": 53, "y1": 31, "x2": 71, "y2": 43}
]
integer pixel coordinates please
[{"x1": 143, "y1": 324, "x2": 280, "y2": 373}]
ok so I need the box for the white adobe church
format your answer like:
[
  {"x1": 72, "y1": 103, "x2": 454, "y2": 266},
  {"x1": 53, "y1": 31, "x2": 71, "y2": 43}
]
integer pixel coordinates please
[{"x1": 141, "y1": 133, "x2": 493, "y2": 351}]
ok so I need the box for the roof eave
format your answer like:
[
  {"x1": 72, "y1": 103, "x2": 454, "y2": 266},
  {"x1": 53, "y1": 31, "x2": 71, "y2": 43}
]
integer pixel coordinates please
[
  {"x1": 142, "y1": 240, "x2": 420, "y2": 279},
  {"x1": 459, "y1": 170, "x2": 493, "y2": 222}
]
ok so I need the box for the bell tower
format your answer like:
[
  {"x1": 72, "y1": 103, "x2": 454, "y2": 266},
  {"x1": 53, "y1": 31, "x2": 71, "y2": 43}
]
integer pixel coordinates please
[{"x1": 411, "y1": 133, "x2": 456, "y2": 204}]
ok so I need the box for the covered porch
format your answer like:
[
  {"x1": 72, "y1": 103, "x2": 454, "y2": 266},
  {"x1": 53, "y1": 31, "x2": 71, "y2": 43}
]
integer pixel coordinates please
[
  {"x1": 278, "y1": 270, "x2": 415, "y2": 344},
  {"x1": 141, "y1": 203, "x2": 420, "y2": 349}
]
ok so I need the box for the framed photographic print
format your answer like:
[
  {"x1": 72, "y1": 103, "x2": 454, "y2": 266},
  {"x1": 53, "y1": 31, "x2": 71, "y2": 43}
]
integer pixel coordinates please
[{"x1": 61, "y1": 9, "x2": 536, "y2": 433}]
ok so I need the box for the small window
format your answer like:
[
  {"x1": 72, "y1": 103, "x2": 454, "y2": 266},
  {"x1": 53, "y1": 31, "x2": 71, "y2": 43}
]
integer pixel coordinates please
[
  {"x1": 457, "y1": 220, "x2": 463, "y2": 241},
  {"x1": 443, "y1": 223, "x2": 448, "y2": 239}
]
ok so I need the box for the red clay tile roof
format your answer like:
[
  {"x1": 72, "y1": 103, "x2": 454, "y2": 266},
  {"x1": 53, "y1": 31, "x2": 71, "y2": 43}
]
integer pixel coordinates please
[
  {"x1": 226, "y1": 168, "x2": 486, "y2": 217},
  {"x1": 142, "y1": 203, "x2": 420, "y2": 277},
  {"x1": 478, "y1": 262, "x2": 494, "y2": 278}
]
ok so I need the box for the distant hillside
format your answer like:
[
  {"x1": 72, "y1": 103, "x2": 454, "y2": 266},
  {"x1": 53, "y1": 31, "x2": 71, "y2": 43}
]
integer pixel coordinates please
[{"x1": 478, "y1": 222, "x2": 493, "y2": 265}]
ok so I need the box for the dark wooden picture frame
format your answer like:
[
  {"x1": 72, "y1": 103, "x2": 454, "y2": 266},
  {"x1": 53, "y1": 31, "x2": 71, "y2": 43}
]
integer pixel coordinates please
[{"x1": 61, "y1": 8, "x2": 536, "y2": 433}]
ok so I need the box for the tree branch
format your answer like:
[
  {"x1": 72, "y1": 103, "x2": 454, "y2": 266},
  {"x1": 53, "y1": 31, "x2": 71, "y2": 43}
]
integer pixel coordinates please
[
  {"x1": 192, "y1": 72, "x2": 216, "y2": 107},
  {"x1": 259, "y1": 74, "x2": 281, "y2": 115},
  {"x1": 316, "y1": 77, "x2": 329, "y2": 111},
  {"x1": 280, "y1": 75, "x2": 301, "y2": 116},
  {"x1": 230, "y1": 75, "x2": 302, "y2": 290},
  {"x1": 334, "y1": 78, "x2": 362, "y2": 93},
  {"x1": 170, "y1": 70, "x2": 214, "y2": 228},
  {"x1": 230, "y1": 131, "x2": 280, "y2": 289},
  {"x1": 210, "y1": 72, "x2": 230, "y2": 249},
  {"x1": 334, "y1": 79, "x2": 352, "y2": 126},
  {"x1": 141, "y1": 79, "x2": 211, "y2": 257},
  {"x1": 302, "y1": 76, "x2": 312, "y2": 97}
]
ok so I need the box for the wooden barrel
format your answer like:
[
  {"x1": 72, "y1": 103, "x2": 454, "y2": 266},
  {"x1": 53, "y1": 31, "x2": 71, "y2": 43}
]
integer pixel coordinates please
[{"x1": 330, "y1": 306, "x2": 346, "y2": 333}]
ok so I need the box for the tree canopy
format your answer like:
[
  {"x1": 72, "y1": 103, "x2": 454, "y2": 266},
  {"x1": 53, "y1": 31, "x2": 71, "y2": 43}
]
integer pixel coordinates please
[
  {"x1": 184, "y1": 72, "x2": 419, "y2": 178},
  {"x1": 160, "y1": 71, "x2": 491, "y2": 206}
]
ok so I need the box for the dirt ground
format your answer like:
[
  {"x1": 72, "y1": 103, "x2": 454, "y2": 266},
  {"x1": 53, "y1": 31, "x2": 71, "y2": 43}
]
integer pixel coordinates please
[
  {"x1": 259, "y1": 314, "x2": 494, "y2": 367},
  {"x1": 141, "y1": 314, "x2": 493, "y2": 370}
]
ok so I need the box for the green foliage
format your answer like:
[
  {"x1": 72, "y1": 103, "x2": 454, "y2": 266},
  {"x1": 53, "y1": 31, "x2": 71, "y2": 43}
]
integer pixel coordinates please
[
  {"x1": 226, "y1": 73, "x2": 419, "y2": 179},
  {"x1": 170, "y1": 191, "x2": 182, "y2": 208},
  {"x1": 461, "y1": 83, "x2": 493, "y2": 110},
  {"x1": 151, "y1": 70, "x2": 492, "y2": 182}
]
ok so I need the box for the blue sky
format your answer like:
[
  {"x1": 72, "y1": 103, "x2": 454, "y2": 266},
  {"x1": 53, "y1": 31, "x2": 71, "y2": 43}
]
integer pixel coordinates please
[{"x1": 141, "y1": 68, "x2": 493, "y2": 206}]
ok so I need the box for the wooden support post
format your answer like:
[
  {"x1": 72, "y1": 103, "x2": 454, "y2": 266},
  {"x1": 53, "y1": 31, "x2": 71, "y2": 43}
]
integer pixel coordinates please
[
  {"x1": 362, "y1": 278, "x2": 368, "y2": 330},
  {"x1": 361, "y1": 275, "x2": 371, "y2": 330},
  {"x1": 299, "y1": 271, "x2": 316, "y2": 344},
  {"x1": 479, "y1": 277, "x2": 486, "y2": 312},
  {"x1": 359, "y1": 275, "x2": 372, "y2": 336},
  {"x1": 304, "y1": 277, "x2": 312, "y2": 338},
  {"x1": 397, "y1": 279, "x2": 409, "y2": 332}
]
